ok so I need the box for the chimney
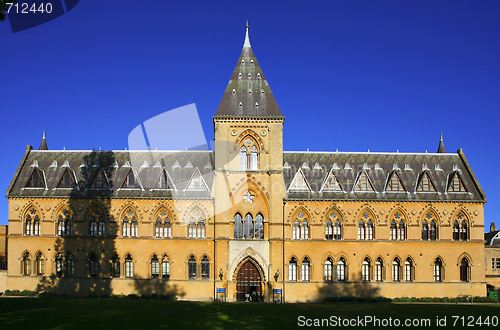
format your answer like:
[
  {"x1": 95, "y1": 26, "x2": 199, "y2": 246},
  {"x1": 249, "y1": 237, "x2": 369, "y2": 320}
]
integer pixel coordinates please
[{"x1": 491, "y1": 222, "x2": 497, "y2": 233}]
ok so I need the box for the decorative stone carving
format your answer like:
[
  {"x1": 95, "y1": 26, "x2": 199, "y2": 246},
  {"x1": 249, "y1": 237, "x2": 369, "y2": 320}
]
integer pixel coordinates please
[{"x1": 13, "y1": 205, "x2": 19, "y2": 211}]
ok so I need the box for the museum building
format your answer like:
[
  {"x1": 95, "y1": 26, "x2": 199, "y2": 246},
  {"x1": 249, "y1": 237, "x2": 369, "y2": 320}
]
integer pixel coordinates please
[{"x1": 5, "y1": 26, "x2": 487, "y2": 302}]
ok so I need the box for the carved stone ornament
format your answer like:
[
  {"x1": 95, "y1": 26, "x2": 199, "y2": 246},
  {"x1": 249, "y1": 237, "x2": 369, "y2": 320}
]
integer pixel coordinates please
[
  {"x1": 347, "y1": 209, "x2": 353, "y2": 215},
  {"x1": 474, "y1": 210, "x2": 479, "y2": 216},
  {"x1": 111, "y1": 206, "x2": 116, "y2": 212},
  {"x1": 45, "y1": 205, "x2": 51, "y2": 211},
  {"x1": 260, "y1": 130, "x2": 267, "y2": 136},
  {"x1": 380, "y1": 209, "x2": 385, "y2": 215},
  {"x1": 243, "y1": 192, "x2": 255, "y2": 204},
  {"x1": 443, "y1": 210, "x2": 448, "y2": 215},
  {"x1": 13, "y1": 205, "x2": 19, "y2": 211},
  {"x1": 231, "y1": 130, "x2": 237, "y2": 136},
  {"x1": 177, "y1": 207, "x2": 183, "y2": 213},
  {"x1": 144, "y1": 206, "x2": 149, "y2": 212},
  {"x1": 411, "y1": 209, "x2": 417, "y2": 215},
  {"x1": 315, "y1": 208, "x2": 321, "y2": 215},
  {"x1": 78, "y1": 206, "x2": 83, "y2": 211}
]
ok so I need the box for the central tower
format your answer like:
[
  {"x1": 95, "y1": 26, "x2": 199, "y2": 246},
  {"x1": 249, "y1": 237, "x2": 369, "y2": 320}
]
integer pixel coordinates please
[{"x1": 212, "y1": 24, "x2": 286, "y2": 301}]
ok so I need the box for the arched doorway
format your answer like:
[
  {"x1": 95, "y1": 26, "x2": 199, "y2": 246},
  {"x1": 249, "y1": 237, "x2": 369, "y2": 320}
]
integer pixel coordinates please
[{"x1": 236, "y1": 260, "x2": 262, "y2": 301}]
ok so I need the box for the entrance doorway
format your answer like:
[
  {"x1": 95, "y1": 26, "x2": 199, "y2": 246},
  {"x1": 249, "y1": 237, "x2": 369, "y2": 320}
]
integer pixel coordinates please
[{"x1": 236, "y1": 260, "x2": 262, "y2": 301}]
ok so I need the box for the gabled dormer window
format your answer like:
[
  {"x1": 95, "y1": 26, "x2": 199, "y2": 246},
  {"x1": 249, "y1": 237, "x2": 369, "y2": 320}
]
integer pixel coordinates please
[
  {"x1": 121, "y1": 170, "x2": 141, "y2": 189},
  {"x1": 353, "y1": 170, "x2": 375, "y2": 192},
  {"x1": 385, "y1": 171, "x2": 406, "y2": 192},
  {"x1": 155, "y1": 168, "x2": 175, "y2": 190},
  {"x1": 57, "y1": 168, "x2": 77, "y2": 189},
  {"x1": 26, "y1": 168, "x2": 45, "y2": 188},
  {"x1": 89, "y1": 168, "x2": 110, "y2": 190},
  {"x1": 416, "y1": 171, "x2": 436, "y2": 192},
  {"x1": 447, "y1": 171, "x2": 467, "y2": 193}
]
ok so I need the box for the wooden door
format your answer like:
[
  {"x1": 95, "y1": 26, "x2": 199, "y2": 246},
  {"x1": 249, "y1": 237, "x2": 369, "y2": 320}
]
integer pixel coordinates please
[{"x1": 236, "y1": 261, "x2": 262, "y2": 301}]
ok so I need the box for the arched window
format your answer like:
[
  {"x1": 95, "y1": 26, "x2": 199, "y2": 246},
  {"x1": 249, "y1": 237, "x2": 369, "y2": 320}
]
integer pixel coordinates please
[
  {"x1": 430, "y1": 220, "x2": 437, "y2": 241},
  {"x1": 55, "y1": 254, "x2": 63, "y2": 277},
  {"x1": 155, "y1": 218, "x2": 163, "y2": 238},
  {"x1": 434, "y1": 258, "x2": 443, "y2": 282},
  {"x1": 188, "y1": 255, "x2": 197, "y2": 279},
  {"x1": 188, "y1": 218, "x2": 196, "y2": 238},
  {"x1": 162, "y1": 256, "x2": 170, "y2": 279},
  {"x1": 57, "y1": 216, "x2": 65, "y2": 236},
  {"x1": 453, "y1": 221, "x2": 460, "y2": 241},
  {"x1": 461, "y1": 220, "x2": 468, "y2": 241},
  {"x1": 239, "y1": 146, "x2": 247, "y2": 170},
  {"x1": 301, "y1": 220, "x2": 309, "y2": 240},
  {"x1": 337, "y1": 258, "x2": 346, "y2": 281},
  {"x1": 125, "y1": 254, "x2": 134, "y2": 278},
  {"x1": 301, "y1": 258, "x2": 310, "y2": 281},
  {"x1": 362, "y1": 258, "x2": 370, "y2": 281},
  {"x1": 392, "y1": 258, "x2": 400, "y2": 282},
  {"x1": 35, "y1": 252, "x2": 44, "y2": 276},
  {"x1": 33, "y1": 217, "x2": 40, "y2": 236},
  {"x1": 89, "y1": 253, "x2": 99, "y2": 277},
  {"x1": 460, "y1": 258, "x2": 470, "y2": 282},
  {"x1": 89, "y1": 207, "x2": 103, "y2": 237},
  {"x1": 234, "y1": 213, "x2": 243, "y2": 239},
  {"x1": 122, "y1": 218, "x2": 129, "y2": 237},
  {"x1": 164, "y1": 217, "x2": 172, "y2": 238},
  {"x1": 98, "y1": 219, "x2": 105, "y2": 237},
  {"x1": 112, "y1": 255, "x2": 120, "y2": 277},
  {"x1": 90, "y1": 218, "x2": 98, "y2": 237},
  {"x1": 201, "y1": 256, "x2": 210, "y2": 279},
  {"x1": 66, "y1": 254, "x2": 74, "y2": 277},
  {"x1": 255, "y1": 214, "x2": 264, "y2": 239},
  {"x1": 421, "y1": 220, "x2": 429, "y2": 240},
  {"x1": 398, "y1": 220, "x2": 405, "y2": 240},
  {"x1": 25, "y1": 215, "x2": 32, "y2": 235},
  {"x1": 250, "y1": 146, "x2": 258, "y2": 170},
  {"x1": 324, "y1": 258, "x2": 333, "y2": 282},
  {"x1": 325, "y1": 219, "x2": 333, "y2": 240},
  {"x1": 244, "y1": 213, "x2": 253, "y2": 239},
  {"x1": 197, "y1": 220, "x2": 205, "y2": 239},
  {"x1": 57, "y1": 209, "x2": 72, "y2": 237},
  {"x1": 334, "y1": 220, "x2": 342, "y2": 240},
  {"x1": 358, "y1": 220, "x2": 365, "y2": 240},
  {"x1": 130, "y1": 217, "x2": 138, "y2": 237},
  {"x1": 22, "y1": 252, "x2": 31, "y2": 276},
  {"x1": 404, "y1": 258, "x2": 413, "y2": 282},
  {"x1": 289, "y1": 257, "x2": 297, "y2": 281},
  {"x1": 151, "y1": 255, "x2": 159, "y2": 279},
  {"x1": 375, "y1": 258, "x2": 383, "y2": 282},
  {"x1": 367, "y1": 220, "x2": 374, "y2": 240},
  {"x1": 390, "y1": 220, "x2": 397, "y2": 241},
  {"x1": 293, "y1": 219, "x2": 300, "y2": 240}
]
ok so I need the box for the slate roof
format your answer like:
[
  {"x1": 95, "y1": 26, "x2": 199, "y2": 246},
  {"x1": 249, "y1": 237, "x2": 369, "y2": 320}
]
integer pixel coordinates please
[
  {"x1": 7, "y1": 148, "x2": 215, "y2": 199},
  {"x1": 283, "y1": 150, "x2": 486, "y2": 202},
  {"x1": 485, "y1": 231, "x2": 500, "y2": 247},
  {"x1": 214, "y1": 25, "x2": 283, "y2": 118}
]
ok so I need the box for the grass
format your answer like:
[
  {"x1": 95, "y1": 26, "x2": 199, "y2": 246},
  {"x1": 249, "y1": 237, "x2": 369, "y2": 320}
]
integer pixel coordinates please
[{"x1": 0, "y1": 298, "x2": 498, "y2": 329}]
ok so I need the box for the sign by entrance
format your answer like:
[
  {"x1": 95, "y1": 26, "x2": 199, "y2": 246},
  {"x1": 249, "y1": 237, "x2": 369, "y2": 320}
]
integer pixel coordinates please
[
  {"x1": 273, "y1": 288, "x2": 283, "y2": 303},
  {"x1": 216, "y1": 288, "x2": 226, "y2": 302},
  {"x1": 273, "y1": 289, "x2": 282, "y2": 294}
]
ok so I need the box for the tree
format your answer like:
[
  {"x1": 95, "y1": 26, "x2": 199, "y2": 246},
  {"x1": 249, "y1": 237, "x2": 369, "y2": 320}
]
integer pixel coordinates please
[{"x1": 0, "y1": 1, "x2": 18, "y2": 22}]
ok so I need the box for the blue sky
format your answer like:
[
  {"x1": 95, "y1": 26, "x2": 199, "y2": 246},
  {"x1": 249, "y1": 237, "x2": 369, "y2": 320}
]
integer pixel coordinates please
[{"x1": 1, "y1": 1, "x2": 499, "y2": 230}]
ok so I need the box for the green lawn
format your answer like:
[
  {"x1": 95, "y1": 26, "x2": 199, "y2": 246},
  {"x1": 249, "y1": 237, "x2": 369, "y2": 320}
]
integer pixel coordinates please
[{"x1": 0, "y1": 298, "x2": 498, "y2": 329}]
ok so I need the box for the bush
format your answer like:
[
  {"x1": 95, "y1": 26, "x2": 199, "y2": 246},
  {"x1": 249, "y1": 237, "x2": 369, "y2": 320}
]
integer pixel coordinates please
[
  {"x1": 3, "y1": 289, "x2": 37, "y2": 297},
  {"x1": 323, "y1": 296, "x2": 391, "y2": 303}
]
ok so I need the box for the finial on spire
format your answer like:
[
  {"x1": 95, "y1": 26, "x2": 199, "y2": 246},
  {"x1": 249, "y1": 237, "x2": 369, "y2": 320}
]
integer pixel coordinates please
[
  {"x1": 437, "y1": 133, "x2": 446, "y2": 153},
  {"x1": 243, "y1": 21, "x2": 251, "y2": 48},
  {"x1": 39, "y1": 130, "x2": 48, "y2": 150}
]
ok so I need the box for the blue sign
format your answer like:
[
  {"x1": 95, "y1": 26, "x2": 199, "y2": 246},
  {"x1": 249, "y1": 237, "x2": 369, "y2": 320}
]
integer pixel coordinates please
[
  {"x1": 273, "y1": 289, "x2": 282, "y2": 294},
  {"x1": 217, "y1": 288, "x2": 226, "y2": 293}
]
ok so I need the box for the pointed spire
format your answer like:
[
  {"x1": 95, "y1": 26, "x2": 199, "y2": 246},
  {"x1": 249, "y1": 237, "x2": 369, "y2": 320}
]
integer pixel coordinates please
[
  {"x1": 243, "y1": 21, "x2": 251, "y2": 48},
  {"x1": 214, "y1": 24, "x2": 283, "y2": 117},
  {"x1": 437, "y1": 133, "x2": 446, "y2": 153},
  {"x1": 39, "y1": 130, "x2": 48, "y2": 150}
]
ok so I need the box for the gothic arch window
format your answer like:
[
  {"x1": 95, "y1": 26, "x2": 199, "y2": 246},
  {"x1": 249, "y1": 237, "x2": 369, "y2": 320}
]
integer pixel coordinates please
[
  {"x1": 24, "y1": 206, "x2": 41, "y2": 236},
  {"x1": 26, "y1": 167, "x2": 45, "y2": 188},
  {"x1": 35, "y1": 252, "x2": 45, "y2": 276},
  {"x1": 22, "y1": 252, "x2": 31, "y2": 276},
  {"x1": 162, "y1": 256, "x2": 170, "y2": 279},
  {"x1": 55, "y1": 253, "x2": 63, "y2": 277},
  {"x1": 255, "y1": 214, "x2": 264, "y2": 239},
  {"x1": 358, "y1": 211, "x2": 374, "y2": 240},
  {"x1": 337, "y1": 257, "x2": 347, "y2": 281},
  {"x1": 239, "y1": 136, "x2": 259, "y2": 171},
  {"x1": 154, "y1": 207, "x2": 172, "y2": 238},
  {"x1": 453, "y1": 220, "x2": 460, "y2": 241},
  {"x1": 375, "y1": 257, "x2": 384, "y2": 282},
  {"x1": 421, "y1": 211, "x2": 439, "y2": 241},
  {"x1": 362, "y1": 258, "x2": 371, "y2": 282},
  {"x1": 404, "y1": 258, "x2": 413, "y2": 282},
  {"x1": 293, "y1": 219, "x2": 300, "y2": 240},
  {"x1": 125, "y1": 254, "x2": 134, "y2": 278},
  {"x1": 389, "y1": 211, "x2": 406, "y2": 241},
  {"x1": 201, "y1": 256, "x2": 210, "y2": 279},
  {"x1": 385, "y1": 171, "x2": 406, "y2": 192},
  {"x1": 89, "y1": 253, "x2": 99, "y2": 277},
  {"x1": 416, "y1": 171, "x2": 437, "y2": 192},
  {"x1": 89, "y1": 207, "x2": 105, "y2": 237},
  {"x1": 326, "y1": 209, "x2": 342, "y2": 240},
  {"x1": 452, "y1": 211, "x2": 469, "y2": 241},
  {"x1": 434, "y1": 258, "x2": 443, "y2": 282},
  {"x1": 188, "y1": 255, "x2": 197, "y2": 279},
  {"x1": 65, "y1": 253, "x2": 74, "y2": 277},
  {"x1": 112, "y1": 254, "x2": 120, "y2": 277},
  {"x1": 288, "y1": 257, "x2": 297, "y2": 281},
  {"x1": 57, "y1": 208, "x2": 73, "y2": 237},
  {"x1": 244, "y1": 213, "x2": 254, "y2": 239},
  {"x1": 460, "y1": 257, "x2": 470, "y2": 282},
  {"x1": 301, "y1": 258, "x2": 310, "y2": 281},
  {"x1": 57, "y1": 168, "x2": 77, "y2": 189},
  {"x1": 461, "y1": 220, "x2": 468, "y2": 241},
  {"x1": 234, "y1": 213, "x2": 243, "y2": 239},
  {"x1": 151, "y1": 255, "x2": 160, "y2": 279},
  {"x1": 187, "y1": 208, "x2": 205, "y2": 239},
  {"x1": 447, "y1": 171, "x2": 467, "y2": 192},
  {"x1": 301, "y1": 220, "x2": 309, "y2": 240},
  {"x1": 325, "y1": 219, "x2": 333, "y2": 240},
  {"x1": 324, "y1": 257, "x2": 333, "y2": 282},
  {"x1": 292, "y1": 211, "x2": 310, "y2": 240},
  {"x1": 392, "y1": 258, "x2": 401, "y2": 282},
  {"x1": 122, "y1": 207, "x2": 138, "y2": 238}
]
